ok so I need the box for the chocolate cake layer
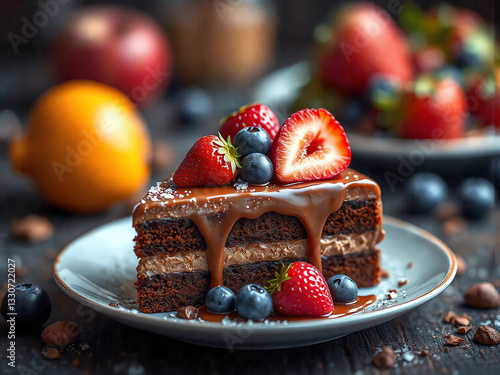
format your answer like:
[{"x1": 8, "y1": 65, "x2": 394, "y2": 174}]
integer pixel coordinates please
[
  {"x1": 136, "y1": 249, "x2": 381, "y2": 313},
  {"x1": 134, "y1": 199, "x2": 381, "y2": 257}
]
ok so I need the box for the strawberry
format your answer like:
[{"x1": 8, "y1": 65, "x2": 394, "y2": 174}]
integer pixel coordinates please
[
  {"x1": 272, "y1": 108, "x2": 351, "y2": 183},
  {"x1": 219, "y1": 103, "x2": 280, "y2": 142},
  {"x1": 400, "y1": 77, "x2": 467, "y2": 139},
  {"x1": 317, "y1": 2, "x2": 413, "y2": 95},
  {"x1": 173, "y1": 133, "x2": 241, "y2": 187},
  {"x1": 266, "y1": 262, "x2": 334, "y2": 317}
]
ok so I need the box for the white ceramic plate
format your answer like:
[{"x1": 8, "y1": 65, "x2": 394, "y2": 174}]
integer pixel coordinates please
[{"x1": 53, "y1": 216, "x2": 456, "y2": 350}]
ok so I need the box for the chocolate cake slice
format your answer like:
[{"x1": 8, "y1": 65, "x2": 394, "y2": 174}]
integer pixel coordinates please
[{"x1": 133, "y1": 168, "x2": 384, "y2": 313}]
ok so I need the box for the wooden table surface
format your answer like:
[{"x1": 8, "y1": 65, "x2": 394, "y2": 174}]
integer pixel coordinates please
[{"x1": 0, "y1": 122, "x2": 499, "y2": 375}]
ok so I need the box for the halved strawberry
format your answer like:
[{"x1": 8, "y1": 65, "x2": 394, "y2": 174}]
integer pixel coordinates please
[
  {"x1": 219, "y1": 103, "x2": 280, "y2": 142},
  {"x1": 272, "y1": 108, "x2": 351, "y2": 183},
  {"x1": 266, "y1": 261, "x2": 334, "y2": 317},
  {"x1": 173, "y1": 133, "x2": 241, "y2": 187}
]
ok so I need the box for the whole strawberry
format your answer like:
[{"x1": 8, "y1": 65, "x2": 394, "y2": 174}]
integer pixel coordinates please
[
  {"x1": 317, "y1": 2, "x2": 413, "y2": 95},
  {"x1": 400, "y1": 77, "x2": 467, "y2": 139},
  {"x1": 173, "y1": 133, "x2": 241, "y2": 187},
  {"x1": 219, "y1": 103, "x2": 280, "y2": 142},
  {"x1": 266, "y1": 262, "x2": 334, "y2": 317}
]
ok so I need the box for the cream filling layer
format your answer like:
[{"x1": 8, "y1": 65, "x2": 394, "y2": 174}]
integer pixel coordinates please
[{"x1": 137, "y1": 231, "x2": 380, "y2": 278}]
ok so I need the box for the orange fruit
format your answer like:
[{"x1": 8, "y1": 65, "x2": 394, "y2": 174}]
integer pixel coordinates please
[{"x1": 10, "y1": 80, "x2": 151, "y2": 213}]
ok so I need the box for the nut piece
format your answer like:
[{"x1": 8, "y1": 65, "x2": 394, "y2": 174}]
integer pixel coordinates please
[
  {"x1": 464, "y1": 282, "x2": 500, "y2": 309},
  {"x1": 42, "y1": 321, "x2": 81, "y2": 347},
  {"x1": 41, "y1": 346, "x2": 61, "y2": 360},
  {"x1": 445, "y1": 335, "x2": 465, "y2": 346},
  {"x1": 373, "y1": 346, "x2": 397, "y2": 368},
  {"x1": 457, "y1": 326, "x2": 472, "y2": 334},
  {"x1": 443, "y1": 311, "x2": 456, "y2": 323},
  {"x1": 452, "y1": 316, "x2": 470, "y2": 327},
  {"x1": 177, "y1": 306, "x2": 199, "y2": 320},
  {"x1": 474, "y1": 326, "x2": 500, "y2": 345},
  {"x1": 12, "y1": 215, "x2": 53, "y2": 244}
]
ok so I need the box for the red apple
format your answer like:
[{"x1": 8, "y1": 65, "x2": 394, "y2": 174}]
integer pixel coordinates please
[{"x1": 51, "y1": 5, "x2": 172, "y2": 106}]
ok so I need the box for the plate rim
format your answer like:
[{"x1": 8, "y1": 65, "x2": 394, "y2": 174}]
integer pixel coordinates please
[{"x1": 53, "y1": 216, "x2": 457, "y2": 332}]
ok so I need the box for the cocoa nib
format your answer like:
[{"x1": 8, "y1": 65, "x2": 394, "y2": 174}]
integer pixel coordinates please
[
  {"x1": 398, "y1": 278, "x2": 408, "y2": 287},
  {"x1": 373, "y1": 346, "x2": 397, "y2": 368},
  {"x1": 445, "y1": 335, "x2": 465, "y2": 346},
  {"x1": 12, "y1": 214, "x2": 53, "y2": 244},
  {"x1": 177, "y1": 306, "x2": 199, "y2": 320},
  {"x1": 388, "y1": 290, "x2": 398, "y2": 300},
  {"x1": 464, "y1": 282, "x2": 500, "y2": 309},
  {"x1": 474, "y1": 326, "x2": 500, "y2": 345}
]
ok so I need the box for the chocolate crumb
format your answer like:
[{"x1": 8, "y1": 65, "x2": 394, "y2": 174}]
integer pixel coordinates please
[
  {"x1": 42, "y1": 322, "x2": 81, "y2": 347},
  {"x1": 380, "y1": 269, "x2": 390, "y2": 278},
  {"x1": 456, "y1": 255, "x2": 467, "y2": 276},
  {"x1": 464, "y1": 282, "x2": 500, "y2": 309},
  {"x1": 12, "y1": 215, "x2": 53, "y2": 244},
  {"x1": 457, "y1": 326, "x2": 472, "y2": 334},
  {"x1": 398, "y1": 278, "x2": 408, "y2": 287},
  {"x1": 388, "y1": 290, "x2": 398, "y2": 300},
  {"x1": 177, "y1": 306, "x2": 199, "y2": 320},
  {"x1": 109, "y1": 302, "x2": 118, "y2": 308},
  {"x1": 420, "y1": 349, "x2": 430, "y2": 357},
  {"x1": 443, "y1": 347, "x2": 451, "y2": 352},
  {"x1": 41, "y1": 346, "x2": 61, "y2": 360},
  {"x1": 445, "y1": 335, "x2": 465, "y2": 346},
  {"x1": 407, "y1": 261, "x2": 414, "y2": 268},
  {"x1": 373, "y1": 346, "x2": 397, "y2": 368},
  {"x1": 479, "y1": 349, "x2": 484, "y2": 354},
  {"x1": 474, "y1": 326, "x2": 500, "y2": 345}
]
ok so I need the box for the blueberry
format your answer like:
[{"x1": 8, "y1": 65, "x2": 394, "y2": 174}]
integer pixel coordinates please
[
  {"x1": 459, "y1": 178, "x2": 496, "y2": 219},
  {"x1": 405, "y1": 172, "x2": 448, "y2": 214},
  {"x1": 233, "y1": 127, "x2": 271, "y2": 156},
  {"x1": 240, "y1": 153, "x2": 273, "y2": 185},
  {"x1": 206, "y1": 286, "x2": 235, "y2": 313},
  {"x1": 177, "y1": 87, "x2": 212, "y2": 125},
  {"x1": 1, "y1": 283, "x2": 51, "y2": 330},
  {"x1": 235, "y1": 284, "x2": 273, "y2": 321},
  {"x1": 327, "y1": 275, "x2": 358, "y2": 303}
]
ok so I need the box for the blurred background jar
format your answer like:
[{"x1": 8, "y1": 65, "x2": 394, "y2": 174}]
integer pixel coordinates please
[{"x1": 159, "y1": 0, "x2": 276, "y2": 87}]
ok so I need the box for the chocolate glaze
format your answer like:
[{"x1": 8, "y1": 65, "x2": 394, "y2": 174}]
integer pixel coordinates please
[
  {"x1": 197, "y1": 294, "x2": 377, "y2": 322},
  {"x1": 133, "y1": 168, "x2": 382, "y2": 289}
]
